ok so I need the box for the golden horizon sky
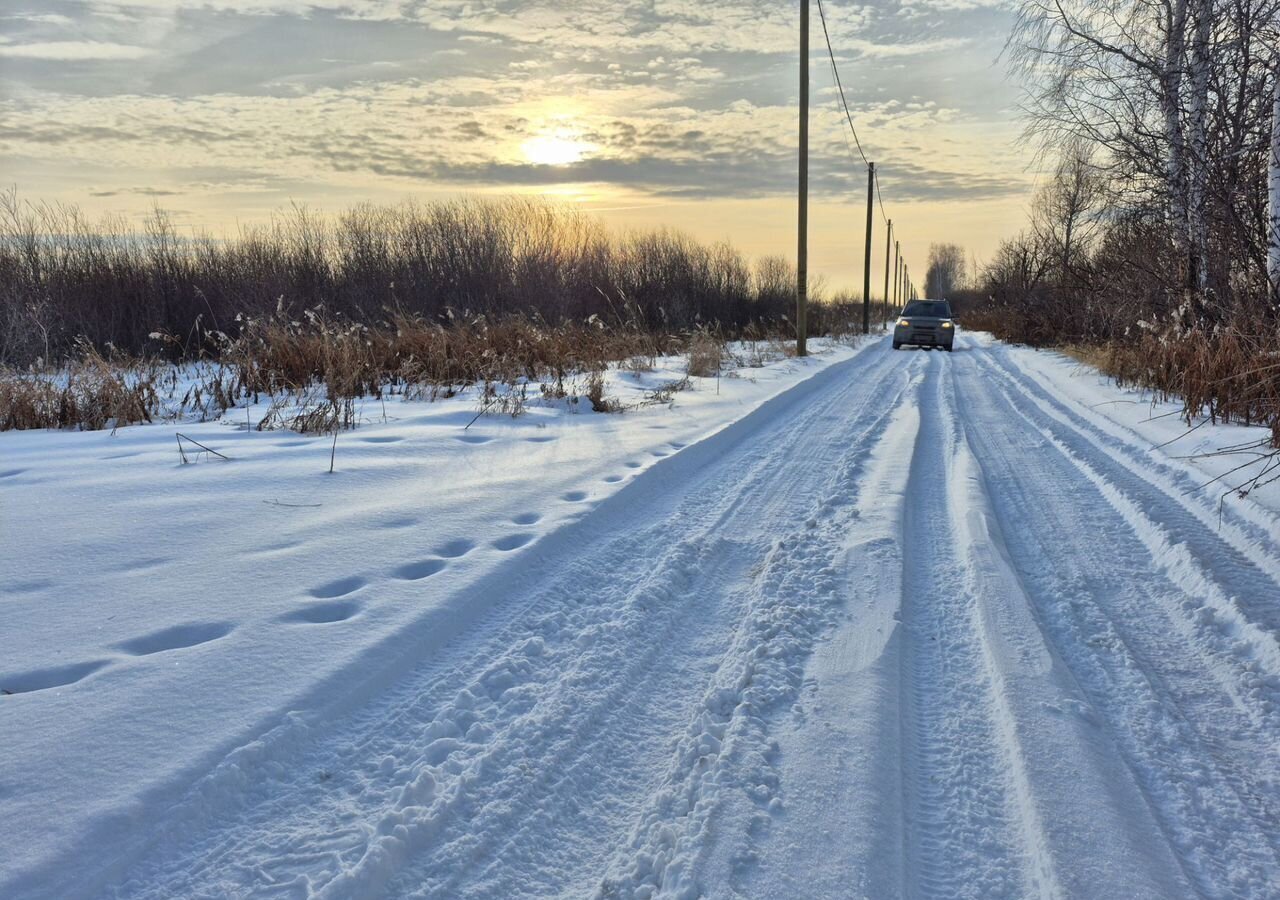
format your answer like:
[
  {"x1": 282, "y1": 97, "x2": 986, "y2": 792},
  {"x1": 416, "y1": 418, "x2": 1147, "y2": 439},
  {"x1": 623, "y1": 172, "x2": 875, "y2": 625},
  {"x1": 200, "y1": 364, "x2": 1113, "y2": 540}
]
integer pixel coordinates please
[{"x1": 1, "y1": 0, "x2": 1041, "y2": 295}]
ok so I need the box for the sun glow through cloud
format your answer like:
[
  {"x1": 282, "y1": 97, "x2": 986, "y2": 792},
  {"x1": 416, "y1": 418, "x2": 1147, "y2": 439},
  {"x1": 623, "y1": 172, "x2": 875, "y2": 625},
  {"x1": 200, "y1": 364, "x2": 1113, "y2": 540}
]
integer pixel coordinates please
[
  {"x1": 521, "y1": 134, "x2": 593, "y2": 167},
  {"x1": 0, "y1": 0, "x2": 1038, "y2": 290}
]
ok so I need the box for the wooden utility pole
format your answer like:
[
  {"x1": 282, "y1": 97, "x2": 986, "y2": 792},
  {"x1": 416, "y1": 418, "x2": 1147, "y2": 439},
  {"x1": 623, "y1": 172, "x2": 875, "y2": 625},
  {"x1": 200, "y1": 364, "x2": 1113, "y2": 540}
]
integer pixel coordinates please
[
  {"x1": 862, "y1": 162, "x2": 874, "y2": 335},
  {"x1": 893, "y1": 240, "x2": 900, "y2": 310},
  {"x1": 796, "y1": 0, "x2": 809, "y2": 357},
  {"x1": 883, "y1": 219, "x2": 892, "y2": 329}
]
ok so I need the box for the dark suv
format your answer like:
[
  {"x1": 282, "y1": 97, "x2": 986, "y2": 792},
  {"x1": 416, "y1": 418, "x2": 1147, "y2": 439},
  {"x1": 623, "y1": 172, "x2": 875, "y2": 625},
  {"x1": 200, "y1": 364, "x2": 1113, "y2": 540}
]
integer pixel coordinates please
[{"x1": 892, "y1": 300, "x2": 955, "y2": 351}]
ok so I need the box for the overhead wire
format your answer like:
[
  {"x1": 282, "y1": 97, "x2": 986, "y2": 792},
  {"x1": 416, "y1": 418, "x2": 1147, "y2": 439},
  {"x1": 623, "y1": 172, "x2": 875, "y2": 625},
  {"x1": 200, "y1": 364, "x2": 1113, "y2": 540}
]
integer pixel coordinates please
[
  {"x1": 815, "y1": 0, "x2": 913, "y2": 293},
  {"x1": 815, "y1": 0, "x2": 891, "y2": 228},
  {"x1": 814, "y1": 0, "x2": 870, "y2": 169}
]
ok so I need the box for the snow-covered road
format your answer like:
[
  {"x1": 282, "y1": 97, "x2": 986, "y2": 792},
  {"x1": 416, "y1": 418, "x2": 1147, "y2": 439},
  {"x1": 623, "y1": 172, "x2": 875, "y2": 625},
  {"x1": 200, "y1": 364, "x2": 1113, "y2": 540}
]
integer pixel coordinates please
[{"x1": 6, "y1": 334, "x2": 1280, "y2": 898}]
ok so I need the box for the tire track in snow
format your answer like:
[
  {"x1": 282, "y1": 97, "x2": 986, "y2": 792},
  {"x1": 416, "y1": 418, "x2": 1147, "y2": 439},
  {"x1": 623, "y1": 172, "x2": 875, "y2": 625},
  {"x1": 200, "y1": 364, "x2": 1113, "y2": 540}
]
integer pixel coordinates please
[
  {"x1": 108, "y1": 344, "x2": 914, "y2": 899},
  {"x1": 983, "y1": 343, "x2": 1280, "y2": 640},
  {"x1": 960, "y1": 344, "x2": 1280, "y2": 898},
  {"x1": 948, "y1": 349, "x2": 1195, "y2": 899},
  {"x1": 595, "y1": 357, "x2": 925, "y2": 899},
  {"x1": 974, "y1": 347, "x2": 1280, "y2": 732},
  {"x1": 726, "y1": 355, "x2": 925, "y2": 899},
  {"x1": 895, "y1": 354, "x2": 1043, "y2": 900}
]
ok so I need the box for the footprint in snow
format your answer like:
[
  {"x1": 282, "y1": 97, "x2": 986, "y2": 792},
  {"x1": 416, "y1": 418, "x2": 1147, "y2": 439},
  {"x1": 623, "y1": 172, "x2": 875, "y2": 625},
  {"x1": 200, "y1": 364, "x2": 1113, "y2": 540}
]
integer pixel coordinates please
[
  {"x1": 561, "y1": 490, "x2": 589, "y2": 502},
  {"x1": 435, "y1": 539, "x2": 477, "y2": 558},
  {"x1": 278, "y1": 600, "x2": 361, "y2": 625},
  {"x1": 392, "y1": 559, "x2": 447, "y2": 580},
  {"x1": 112, "y1": 622, "x2": 234, "y2": 656},
  {"x1": 512, "y1": 512, "x2": 541, "y2": 525},
  {"x1": 492, "y1": 533, "x2": 535, "y2": 551},
  {"x1": 455, "y1": 435, "x2": 493, "y2": 445},
  {"x1": 0, "y1": 660, "x2": 110, "y2": 696},
  {"x1": 308, "y1": 575, "x2": 368, "y2": 599},
  {"x1": 381, "y1": 516, "x2": 419, "y2": 530}
]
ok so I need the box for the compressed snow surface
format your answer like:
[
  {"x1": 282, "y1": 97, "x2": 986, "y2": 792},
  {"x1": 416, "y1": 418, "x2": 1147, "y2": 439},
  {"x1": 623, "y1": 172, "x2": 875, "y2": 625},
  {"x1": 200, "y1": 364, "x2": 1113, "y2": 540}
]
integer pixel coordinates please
[{"x1": 3, "y1": 334, "x2": 1279, "y2": 899}]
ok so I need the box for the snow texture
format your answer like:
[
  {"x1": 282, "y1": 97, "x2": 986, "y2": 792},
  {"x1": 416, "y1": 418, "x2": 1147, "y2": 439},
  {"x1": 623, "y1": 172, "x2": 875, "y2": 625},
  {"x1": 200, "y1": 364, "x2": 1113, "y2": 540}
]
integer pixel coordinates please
[{"x1": 2, "y1": 333, "x2": 1279, "y2": 899}]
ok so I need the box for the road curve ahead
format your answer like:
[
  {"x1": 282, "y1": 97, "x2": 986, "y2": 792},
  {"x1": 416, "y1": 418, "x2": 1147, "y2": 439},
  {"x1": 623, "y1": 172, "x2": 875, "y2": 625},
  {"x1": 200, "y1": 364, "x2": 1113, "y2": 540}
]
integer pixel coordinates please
[{"x1": 103, "y1": 334, "x2": 1280, "y2": 900}]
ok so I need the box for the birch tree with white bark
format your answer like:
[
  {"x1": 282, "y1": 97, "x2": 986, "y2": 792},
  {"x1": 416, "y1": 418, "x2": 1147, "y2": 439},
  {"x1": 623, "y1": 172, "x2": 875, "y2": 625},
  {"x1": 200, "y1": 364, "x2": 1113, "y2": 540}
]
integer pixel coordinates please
[
  {"x1": 1012, "y1": 0, "x2": 1280, "y2": 309},
  {"x1": 1270, "y1": 49, "x2": 1280, "y2": 293}
]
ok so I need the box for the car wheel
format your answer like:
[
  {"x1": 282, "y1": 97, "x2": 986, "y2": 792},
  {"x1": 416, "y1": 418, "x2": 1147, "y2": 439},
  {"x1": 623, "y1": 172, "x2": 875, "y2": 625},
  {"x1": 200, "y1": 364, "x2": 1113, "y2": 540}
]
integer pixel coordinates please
[
  {"x1": 944, "y1": 343, "x2": 953, "y2": 352},
  {"x1": 892, "y1": 341, "x2": 901, "y2": 350}
]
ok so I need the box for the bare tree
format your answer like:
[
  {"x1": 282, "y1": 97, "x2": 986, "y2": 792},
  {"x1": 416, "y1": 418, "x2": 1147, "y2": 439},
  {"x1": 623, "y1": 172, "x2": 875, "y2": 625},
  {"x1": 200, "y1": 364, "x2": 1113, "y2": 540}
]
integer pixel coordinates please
[
  {"x1": 1011, "y1": 0, "x2": 1192, "y2": 269},
  {"x1": 1011, "y1": 0, "x2": 1280, "y2": 309},
  {"x1": 1032, "y1": 139, "x2": 1107, "y2": 281},
  {"x1": 926, "y1": 243, "x2": 966, "y2": 298},
  {"x1": 1186, "y1": 0, "x2": 1216, "y2": 292},
  {"x1": 1271, "y1": 48, "x2": 1280, "y2": 291}
]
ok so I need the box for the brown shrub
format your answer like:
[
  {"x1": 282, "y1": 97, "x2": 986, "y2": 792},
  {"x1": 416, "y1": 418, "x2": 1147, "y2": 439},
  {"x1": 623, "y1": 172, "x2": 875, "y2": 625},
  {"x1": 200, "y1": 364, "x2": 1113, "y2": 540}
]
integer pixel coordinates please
[{"x1": 686, "y1": 330, "x2": 725, "y2": 377}]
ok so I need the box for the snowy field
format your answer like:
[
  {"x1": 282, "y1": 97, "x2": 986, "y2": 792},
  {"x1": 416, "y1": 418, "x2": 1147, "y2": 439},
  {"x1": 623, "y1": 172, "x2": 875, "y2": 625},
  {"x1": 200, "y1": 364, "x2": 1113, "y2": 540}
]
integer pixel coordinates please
[{"x1": 3, "y1": 332, "x2": 1280, "y2": 898}]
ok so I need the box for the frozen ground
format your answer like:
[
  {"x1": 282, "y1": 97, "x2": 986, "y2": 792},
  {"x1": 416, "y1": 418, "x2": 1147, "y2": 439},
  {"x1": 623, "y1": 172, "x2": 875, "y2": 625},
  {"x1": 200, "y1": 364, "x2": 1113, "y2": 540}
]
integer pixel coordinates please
[{"x1": 2, "y1": 333, "x2": 1279, "y2": 899}]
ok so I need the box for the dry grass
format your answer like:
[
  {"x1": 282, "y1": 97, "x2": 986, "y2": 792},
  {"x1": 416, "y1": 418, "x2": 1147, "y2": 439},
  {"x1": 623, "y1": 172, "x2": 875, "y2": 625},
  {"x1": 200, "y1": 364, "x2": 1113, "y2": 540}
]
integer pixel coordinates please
[
  {"x1": 0, "y1": 192, "x2": 824, "y2": 367},
  {"x1": 0, "y1": 346, "x2": 158, "y2": 431},
  {"x1": 686, "y1": 329, "x2": 725, "y2": 377},
  {"x1": 1083, "y1": 329, "x2": 1280, "y2": 446},
  {"x1": 1, "y1": 313, "x2": 805, "y2": 431}
]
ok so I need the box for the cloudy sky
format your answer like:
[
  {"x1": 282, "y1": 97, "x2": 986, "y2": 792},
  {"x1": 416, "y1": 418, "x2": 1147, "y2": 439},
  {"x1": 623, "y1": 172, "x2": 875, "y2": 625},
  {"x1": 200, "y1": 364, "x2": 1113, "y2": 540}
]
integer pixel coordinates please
[{"x1": 0, "y1": 0, "x2": 1038, "y2": 291}]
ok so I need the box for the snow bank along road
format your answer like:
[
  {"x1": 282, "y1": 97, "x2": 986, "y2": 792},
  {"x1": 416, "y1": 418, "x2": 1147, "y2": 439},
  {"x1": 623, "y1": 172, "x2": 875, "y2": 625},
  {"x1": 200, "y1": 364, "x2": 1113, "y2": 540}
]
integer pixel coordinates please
[{"x1": 7, "y1": 333, "x2": 1280, "y2": 898}]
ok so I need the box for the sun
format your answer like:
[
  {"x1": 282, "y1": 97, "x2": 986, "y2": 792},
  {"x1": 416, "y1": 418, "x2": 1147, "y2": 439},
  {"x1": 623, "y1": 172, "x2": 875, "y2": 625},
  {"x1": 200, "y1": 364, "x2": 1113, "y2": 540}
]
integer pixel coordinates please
[{"x1": 521, "y1": 134, "x2": 591, "y2": 167}]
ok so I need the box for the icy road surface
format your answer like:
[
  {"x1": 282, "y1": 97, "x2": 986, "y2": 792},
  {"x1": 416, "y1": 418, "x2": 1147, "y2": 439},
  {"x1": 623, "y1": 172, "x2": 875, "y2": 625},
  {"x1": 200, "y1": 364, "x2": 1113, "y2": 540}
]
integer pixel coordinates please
[{"x1": 5, "y1": 334, "x2": 1280, "y2": 899}]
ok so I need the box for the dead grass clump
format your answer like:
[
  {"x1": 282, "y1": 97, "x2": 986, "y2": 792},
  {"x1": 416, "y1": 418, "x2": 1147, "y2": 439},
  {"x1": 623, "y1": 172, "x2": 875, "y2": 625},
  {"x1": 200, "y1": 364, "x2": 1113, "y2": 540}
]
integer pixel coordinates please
[
  {"x1": 644, "y1": 376, "x2": 691, "y2": 406},
  {"x1": 686, "y1": 329, "x2": 725, "y2": 377},
  {"x1": 476, "y1": 380, "x2": 529, "y2": 419},
  {"x1": 584, "y1": 371, "x2": 621, "y2": 413},
  {"x1": 0, "y1": 347, "x2": 157, "y2": 431},
  {"x1": 1068, "y1": 327, "x2": 1280, "y2": 449}
]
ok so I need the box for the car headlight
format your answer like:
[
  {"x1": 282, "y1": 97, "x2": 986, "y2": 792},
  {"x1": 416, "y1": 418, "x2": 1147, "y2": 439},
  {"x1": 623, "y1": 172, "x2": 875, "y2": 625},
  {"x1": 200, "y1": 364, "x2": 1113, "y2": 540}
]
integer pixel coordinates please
[
  {"x1": 941, "y1": 321, "x2": 953, "y2": 329},
  {"x1": 897, "y1": 319, "x2": 910, "y2": 327}
]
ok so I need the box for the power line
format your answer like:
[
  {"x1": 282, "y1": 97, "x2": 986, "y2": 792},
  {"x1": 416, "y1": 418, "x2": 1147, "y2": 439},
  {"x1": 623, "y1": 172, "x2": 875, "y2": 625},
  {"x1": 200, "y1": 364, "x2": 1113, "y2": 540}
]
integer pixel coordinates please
[
  {"x1": 815, "y1": 0, "x2": 892, "y2": 226},
  {"x1": 812, "y1": 0, "x2": 913, "y2": 306},
  {"x1": 874, "y1": 167, "x2": 889, "y2": 225},
  {"x1": 814, "y1": 0, "x2": 870, "y2": 169}
]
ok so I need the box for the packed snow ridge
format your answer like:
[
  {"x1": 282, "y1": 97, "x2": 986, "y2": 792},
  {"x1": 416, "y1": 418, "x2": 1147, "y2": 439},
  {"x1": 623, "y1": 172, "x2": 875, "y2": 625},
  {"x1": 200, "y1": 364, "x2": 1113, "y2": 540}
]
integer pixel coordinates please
[{"x1": 3, "y1": 333, "x2": 1279, "y2": 899}]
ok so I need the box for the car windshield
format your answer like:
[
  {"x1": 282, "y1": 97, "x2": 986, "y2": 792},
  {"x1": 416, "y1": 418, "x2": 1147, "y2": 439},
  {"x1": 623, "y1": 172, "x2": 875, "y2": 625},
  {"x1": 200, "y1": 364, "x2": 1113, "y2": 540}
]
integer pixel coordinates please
[{"x1": 903, "y1": 301, "x2": 951, "y2": 318}]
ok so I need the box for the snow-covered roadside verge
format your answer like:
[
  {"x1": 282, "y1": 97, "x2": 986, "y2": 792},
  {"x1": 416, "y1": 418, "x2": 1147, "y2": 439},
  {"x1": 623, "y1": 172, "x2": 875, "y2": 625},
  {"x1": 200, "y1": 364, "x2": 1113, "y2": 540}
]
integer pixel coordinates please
[
  {"x1": 0, "y1": 337, "x2": 867, "y2": 898},
  {"x1": 972, "y1": 332, "x2": 1280, "y2": 516}
]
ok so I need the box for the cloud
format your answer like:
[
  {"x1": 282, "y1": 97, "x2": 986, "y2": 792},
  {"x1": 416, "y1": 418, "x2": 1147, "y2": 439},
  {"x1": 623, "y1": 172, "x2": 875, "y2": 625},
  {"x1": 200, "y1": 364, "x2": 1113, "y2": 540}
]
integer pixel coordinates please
[
  {"x1": 839, "y1": 36, "x2": 974, "y2": 59},
  {"x1": 89, "y1": 186, "x2": 183, "y2": 197},
  {"x1": 1, "y1": 13, "x2": 76, "y2": 26},
  {"x1": 0, "y1": 71, "x2": 1032, "y2": 206},
  {"x1": 0, "y1": 41, "x2": 155, "y2": 60},
  {"x1": 0, "y1": 0, "x2": 1034, "y2": 231}
]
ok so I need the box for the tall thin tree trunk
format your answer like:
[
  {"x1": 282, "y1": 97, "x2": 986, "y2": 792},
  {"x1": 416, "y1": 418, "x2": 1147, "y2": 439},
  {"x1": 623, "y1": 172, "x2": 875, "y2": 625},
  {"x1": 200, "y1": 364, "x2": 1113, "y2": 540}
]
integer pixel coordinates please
[
  {"x1": 1187, "y1": 0, "x2": 1214, "y2": 295},
  {"x1": 1270, "y1": 54, "x2": 1280, "y2": 294},
  {"x1": 1164, "y1": 0, "x2": 1192, "y2": 285}
]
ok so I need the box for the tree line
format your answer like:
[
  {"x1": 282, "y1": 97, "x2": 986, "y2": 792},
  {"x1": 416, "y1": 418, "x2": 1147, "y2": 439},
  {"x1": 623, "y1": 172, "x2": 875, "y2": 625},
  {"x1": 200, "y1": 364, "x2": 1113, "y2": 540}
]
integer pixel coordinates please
[
  {"x1": 0, "y1": 193, "x2": 861, "y2": 368},
  {"x1": 949, "y1": 0, "x2": 1279, "y2": 453}
]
